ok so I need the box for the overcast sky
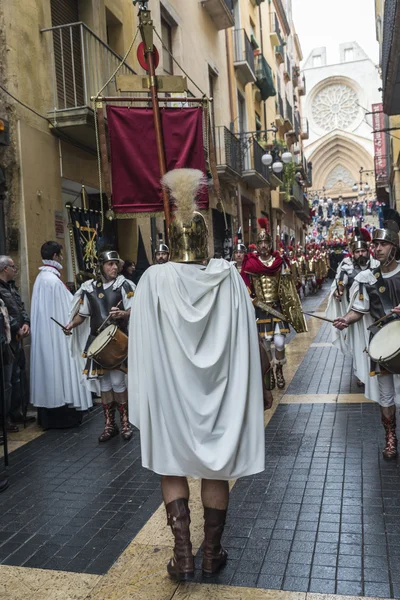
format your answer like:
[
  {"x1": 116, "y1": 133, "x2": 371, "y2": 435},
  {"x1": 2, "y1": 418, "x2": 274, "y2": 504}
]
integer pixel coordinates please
[{"x1": 292, "y1": 0, "x2": 379, "y2": 65}]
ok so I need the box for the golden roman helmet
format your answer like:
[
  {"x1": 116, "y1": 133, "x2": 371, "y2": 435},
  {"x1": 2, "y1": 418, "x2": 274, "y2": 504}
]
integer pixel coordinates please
[
  {"x1": 162, "y1": 168, "x2": 209, "y2": 263},
  {"x1": 257, "y1": 217, "x2": 272, "y2": 245}
]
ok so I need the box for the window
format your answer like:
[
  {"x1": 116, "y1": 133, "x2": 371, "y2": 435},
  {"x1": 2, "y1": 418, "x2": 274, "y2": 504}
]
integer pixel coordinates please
[
  {"x1": 344, "y1": 48, "x2": 354, "y2": 62},
  {"x1": 313, "y1": 55, "x2": 322, "y2": 68},
  {"x1": 106, "y1": 8, "x2": 123, "y2": 56},
  {"x1": 161, "y1": 18, "x2": 173, "y2": 75}
]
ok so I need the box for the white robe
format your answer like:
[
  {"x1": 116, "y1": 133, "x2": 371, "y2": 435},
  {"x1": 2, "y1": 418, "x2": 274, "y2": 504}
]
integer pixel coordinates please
[
  {"x1": 128, "y1": 259, "x2": 265, "y2": 480},
  {"x1": 326, "y1": 257, "x2": 379, "y2": 384},
  {"x1": 30, "y1": 265, "x2": 93, "y2": 411}
]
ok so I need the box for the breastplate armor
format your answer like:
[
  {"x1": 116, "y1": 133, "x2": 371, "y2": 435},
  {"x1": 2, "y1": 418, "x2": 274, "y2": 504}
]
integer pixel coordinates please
[
  {"x1": 85, "y1": 283, "x2": 124, "y2": 335},
  {"x1": 251, "y1": 274, "x2": 280, "y2": 304},
  {"x1": 365, "y1": 268, "x2": 400, "y2": 323}
]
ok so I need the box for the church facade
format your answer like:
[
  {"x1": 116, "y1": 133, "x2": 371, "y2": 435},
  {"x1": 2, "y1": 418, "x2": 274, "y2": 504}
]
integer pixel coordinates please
[{"x1": 301, "y1": 42, "x2": 382, "y2": 201}]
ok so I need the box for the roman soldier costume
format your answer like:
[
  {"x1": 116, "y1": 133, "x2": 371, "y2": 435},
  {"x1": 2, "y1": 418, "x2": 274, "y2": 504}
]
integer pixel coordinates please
[
  {"x1": 241, "y1": 218, "x2": 307, "y2": 390},
  {"x1": 342, "y1": 209, "x2": 400, "y2": 459},
  {"x1": 128, "y1": 168, "x2": 265, "y2": 582},
  {"x1": 69, "y1": 250, "x2": 136, "y2": 442},
  {"x1": 231, "y1": 229, "x2": 247, "y2": 274}
]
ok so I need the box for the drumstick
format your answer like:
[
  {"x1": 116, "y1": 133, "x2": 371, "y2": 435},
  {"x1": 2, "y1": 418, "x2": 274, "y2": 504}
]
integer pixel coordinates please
[
  {"x1": 367, "y1": 312, "x2": 395, "y2": 331},
  {"x1": 97, "y1": 300, "x2": 122, "y2": 334},
  {"x1": 302, "y1": 311, "x2": 335, "y2": 324},
  {"x1": 51, "y1": 317, "x2": 71, "y2": 334}
]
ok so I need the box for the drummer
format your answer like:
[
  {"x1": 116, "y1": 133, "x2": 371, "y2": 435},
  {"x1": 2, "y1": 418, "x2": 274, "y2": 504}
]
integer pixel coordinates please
[
  {"x1": 65, "y1": 250, "x2": 136, "y2": 442},
  {"x1": 334, "y1": 209, "x2": 400, "y2": 460}
]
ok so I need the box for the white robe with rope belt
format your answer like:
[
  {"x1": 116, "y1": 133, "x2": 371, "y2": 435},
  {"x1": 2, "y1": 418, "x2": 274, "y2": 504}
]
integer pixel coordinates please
[
  {"x1": 30, "y1": 265, "x2": 93, "y2": 410},
  {"x1": 128, "y1": 259, "x2": 265, "y2": 480}
]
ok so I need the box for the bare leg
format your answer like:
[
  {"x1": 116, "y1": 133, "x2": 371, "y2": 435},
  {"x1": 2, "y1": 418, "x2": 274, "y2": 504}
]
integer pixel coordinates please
[
  {"x1": 161, "y1": 475, "x2": 190, "y2": 504},
  {"x1": 201, "y1": 479, "x2": 229, "y2": 509}
]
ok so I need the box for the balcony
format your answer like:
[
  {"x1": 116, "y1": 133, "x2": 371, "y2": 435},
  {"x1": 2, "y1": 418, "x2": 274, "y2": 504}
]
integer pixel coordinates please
[
  {"x1": 275, "y1": 45, "x2": 285, "y2": 65},
  {"x1": 382, "y1": 0, "x2": 400, "y2": 115},
  {"x1": 269, "y1": 12, "x2": 284, "y2": 48},
  {"x1": 294, "y1": 111, "x2": 301, "y2": 138},
  {"x1": 301, "y1": 117, "x2": 309, "y2": 140},
  {"x1": 283, "y1": 56, "x2": 292, "y2": 83},
  {"x1": 201, "y1": 0, "x2": 235, "y2": 30},
  {"x1": 292, "y1": 65, "x2": 300, "y2": 88},
  {"x1": 295, "y1": 193, "x2": 311, "y2": 221},
  {"x1": 298, "y1": 74, "x2": 306, "y2": 96},
  {"x1": 41, "y1": 22, "x2": 136, "y2": 149},
  {"x1": 241, "y1": 134, "x2": 270, "y2": 188},
  {"x1": 255, "y1": 54, "x2": 276, "y2": 101},
  {"x1": 214, "y1": 126, "x2": 242, "y2": 182},
  {"x1": 233, "y1": 29, "x2": 256, "y2": 85},
  {"x1": 284, "y1": 100, "x2": 293, "y2": 130},
  {"x1": 275, "y1": 93, "x2": 285, "y2": 127},
  {"x1": 375, "y1": 154, "x2": 389, "y2": 188},
  {"x1": 290, "y1": 181, "x2": 304, "y2": 210}
]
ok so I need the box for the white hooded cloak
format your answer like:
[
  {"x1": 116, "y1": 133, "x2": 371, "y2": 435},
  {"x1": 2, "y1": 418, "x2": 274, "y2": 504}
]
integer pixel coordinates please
[{"x1": 30, "y1": 264, "x2": 93, "y2": 411}]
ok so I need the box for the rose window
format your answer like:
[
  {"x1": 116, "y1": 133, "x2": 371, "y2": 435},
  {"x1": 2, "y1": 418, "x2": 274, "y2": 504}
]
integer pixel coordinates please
[{"x1": 312, "y1": 84, "x2": 359, "y2": 131}]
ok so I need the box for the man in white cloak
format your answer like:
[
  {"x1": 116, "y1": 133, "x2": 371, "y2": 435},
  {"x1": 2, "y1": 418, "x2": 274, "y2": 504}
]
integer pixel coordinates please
[
  {"x1": 326, "y1": 229, "x2": 379, "y2": 386},
  {"x1": 30, "y1": 241, "x2": 92, "y2": 428},
  {"x1": 128, "y1": 169, "x2": 265, "y2": 582}
]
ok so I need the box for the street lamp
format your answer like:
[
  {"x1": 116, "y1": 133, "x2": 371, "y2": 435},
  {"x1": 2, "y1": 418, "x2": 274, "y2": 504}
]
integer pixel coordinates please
[{"x1": 352, "y1": 167, "x2": 374, "y2": 197}]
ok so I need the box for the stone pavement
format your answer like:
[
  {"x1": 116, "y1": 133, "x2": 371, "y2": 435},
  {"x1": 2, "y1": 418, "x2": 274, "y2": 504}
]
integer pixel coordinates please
[{"x1": 1, "y1": 282, "x2": 399, "y2": 600}]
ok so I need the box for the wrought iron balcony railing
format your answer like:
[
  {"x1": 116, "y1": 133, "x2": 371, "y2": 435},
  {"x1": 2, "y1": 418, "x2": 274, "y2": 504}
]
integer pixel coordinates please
[
  {"x1": 277, "y1": 93, "x2": 284, "y2": 119},
  {"x1": 233, "y1": 28, "x2": 255, "y2": 74},
  {"x1": 240, "y1": 133, "x2": 270, "y2": 187},
  {"x1": 41, "y1": 22, "x2": 136, "y2": 111},
  {"x1": 294, "y1": 111, "x2": 301, "y2": 137},
  {"x1": 285, "y1": 100, "x2": 293, "y2": 126},
  {"x1": 269, "y1": 12, "x2": 284, "y2": 48},
  {"x1": 214, "y1": 126, "x2": 242, "y2": 176},
  {"x1": 301, "y1": 117, "x2": 309, "y2": 140}
]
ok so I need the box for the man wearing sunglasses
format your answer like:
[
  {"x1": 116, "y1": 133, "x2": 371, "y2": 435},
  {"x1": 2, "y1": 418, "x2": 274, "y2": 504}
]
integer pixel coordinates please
[{"x1": 0, "y1": 256, "x2": 30, "y2": 432}]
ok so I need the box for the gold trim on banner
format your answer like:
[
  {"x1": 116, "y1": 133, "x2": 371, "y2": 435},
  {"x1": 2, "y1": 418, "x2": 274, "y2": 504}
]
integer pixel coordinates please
[{"x1": 114, "y1": 212, "x2": 164, "y2": 219}]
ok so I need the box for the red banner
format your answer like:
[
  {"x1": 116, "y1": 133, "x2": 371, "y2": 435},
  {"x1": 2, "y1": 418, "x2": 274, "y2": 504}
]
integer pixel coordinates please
[
  {"x1": 107, "y1": 106, "x2": 209, "y2": 214},
  {"x1": 372, "y1": 103, "x2": 388, "y2": 186}
]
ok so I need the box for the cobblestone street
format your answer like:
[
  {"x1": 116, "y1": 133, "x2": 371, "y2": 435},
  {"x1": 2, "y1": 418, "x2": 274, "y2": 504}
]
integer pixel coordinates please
[{"x1": 1, "y1": 284, "x2": 400, "y2": 600}]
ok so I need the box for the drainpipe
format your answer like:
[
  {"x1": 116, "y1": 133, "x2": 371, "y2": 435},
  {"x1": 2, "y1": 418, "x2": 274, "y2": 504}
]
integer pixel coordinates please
[
  {"x1": 258, "y1": 4, "x2": 267, "y2": 130},
  {"x1": 225, "y1": 28, "x2": 242, "y2": 230}
]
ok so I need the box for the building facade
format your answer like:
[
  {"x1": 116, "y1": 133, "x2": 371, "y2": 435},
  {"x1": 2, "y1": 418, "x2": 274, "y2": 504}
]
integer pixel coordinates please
[
  {"x1": 375, "y1": 0, "x2": 400, "y2": 210},
  {"x1": 0, "y1": 0, "x2": 310, "y2": 310},
  {"x1": 302, "y1": 42, "x2": 382, "y2": 203}
]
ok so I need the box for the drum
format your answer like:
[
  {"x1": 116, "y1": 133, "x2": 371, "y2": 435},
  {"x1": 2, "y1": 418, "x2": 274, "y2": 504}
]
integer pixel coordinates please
[
  {"x1": 87, "y1": 325, "x2": 128, "y2": 370},
  {"x1": 368, "y1": 320, "x2": 400, "y2": 374}
]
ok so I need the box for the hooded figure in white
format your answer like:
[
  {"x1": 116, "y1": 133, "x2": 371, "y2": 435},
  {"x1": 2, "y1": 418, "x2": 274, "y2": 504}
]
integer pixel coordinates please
[{"x1": 30, "y1": 242, "x2": 92, "y2": 414}]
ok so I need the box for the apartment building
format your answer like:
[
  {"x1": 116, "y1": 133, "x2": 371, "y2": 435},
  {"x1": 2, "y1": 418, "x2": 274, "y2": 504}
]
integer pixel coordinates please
[{"x1": 0, "y1": 0, "x2": 310, "y2": 306}]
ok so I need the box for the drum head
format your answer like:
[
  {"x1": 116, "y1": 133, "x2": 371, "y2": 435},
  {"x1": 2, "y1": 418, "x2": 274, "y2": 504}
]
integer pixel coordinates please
[
  {"x1": 87, "y1": 325, "x2": 117, "y2": 357},
  {"x1": 369, "y1": 321, "x2": 400, "y2": 361}
]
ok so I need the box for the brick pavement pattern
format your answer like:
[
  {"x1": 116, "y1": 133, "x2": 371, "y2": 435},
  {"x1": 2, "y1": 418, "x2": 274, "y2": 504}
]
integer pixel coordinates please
[
  {"x1": 199, "y1": 402, "x2": 400, "y2": 599},
  {"x1": 0, "y1": 413, "x2": 161, "y2": 574}
]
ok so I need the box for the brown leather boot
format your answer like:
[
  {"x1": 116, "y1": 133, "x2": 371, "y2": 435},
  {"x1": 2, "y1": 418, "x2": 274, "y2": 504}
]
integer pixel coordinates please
[
  {"x1": 202, "y1": 507, "x2": 228, "y2": 577},
  {"x1": 275, "y1": 364, "x2": 285, "y2": 389},
  {"x1": 382, "y1": 409, "x2": 398, "y2": 460},
  {"x1": 98, "y1": 391, "x2": 119, "y2": 442},
  {"x1": 114, "y1": 390, "x2": 133, "y2": 441},
  {"x1": 165, "y1": 498, "x2": 194, "y2": 581}
]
